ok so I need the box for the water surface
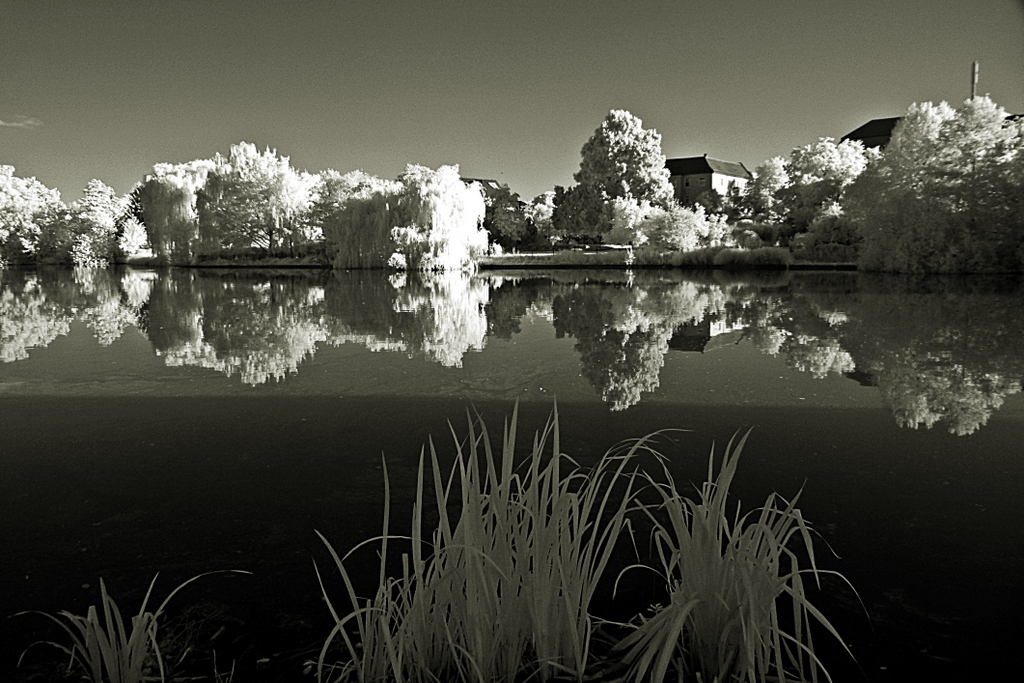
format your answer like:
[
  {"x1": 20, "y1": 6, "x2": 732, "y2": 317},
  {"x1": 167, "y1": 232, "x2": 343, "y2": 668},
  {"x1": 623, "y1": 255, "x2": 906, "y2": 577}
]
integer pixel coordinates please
[{"x1": 1, "y1": 266, "x2": 1022, "y2": 681}]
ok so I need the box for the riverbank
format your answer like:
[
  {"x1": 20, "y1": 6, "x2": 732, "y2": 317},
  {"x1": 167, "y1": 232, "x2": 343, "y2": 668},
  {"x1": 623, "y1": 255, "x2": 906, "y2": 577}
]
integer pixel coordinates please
[
  {"x1": 479, "y1": 248, "x2": 857, "y2": 270},
  {"x1": 119, "y1": 246, "x2": 856, "y2": 271}
]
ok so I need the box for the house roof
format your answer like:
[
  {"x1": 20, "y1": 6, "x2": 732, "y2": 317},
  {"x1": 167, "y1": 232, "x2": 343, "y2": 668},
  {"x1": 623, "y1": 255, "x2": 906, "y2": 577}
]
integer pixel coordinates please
[
  {"x1": 840, "y1": 117, "x2": 901, "y2": 148},
  {"x1": 665, "y1": 156, "x2": 753, "y2": 180},
  {"x1": 842, "y1": 112, "x2": 1022, "y2": 150},
  {"x1": 462, "y1": 177, "x2": 503, "y2": 191}
]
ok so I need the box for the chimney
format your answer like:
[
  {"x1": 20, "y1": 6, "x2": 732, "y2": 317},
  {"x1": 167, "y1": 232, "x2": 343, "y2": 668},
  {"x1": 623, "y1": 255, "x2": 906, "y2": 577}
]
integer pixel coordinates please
[{"x1": 971, "y1": 61, "x2": 979, "y2": 100}]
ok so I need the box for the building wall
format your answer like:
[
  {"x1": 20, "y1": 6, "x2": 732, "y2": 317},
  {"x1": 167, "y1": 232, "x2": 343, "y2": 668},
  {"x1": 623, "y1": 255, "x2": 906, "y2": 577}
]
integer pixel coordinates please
[
  {"x1": 713, "y1": 174, "x2": 748, "y2": 196},
  {"x1": 671, "y1": 172, "x2": 748, "y2": 205},
  {"x1": 673, "y1": 172, "x2": 712, "y2": 205}
]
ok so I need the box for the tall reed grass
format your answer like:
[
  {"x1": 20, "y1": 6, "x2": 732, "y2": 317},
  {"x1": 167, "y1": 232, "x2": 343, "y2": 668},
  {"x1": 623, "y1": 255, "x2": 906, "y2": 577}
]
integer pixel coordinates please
[
  {"x1": 316, "y1": 409, "x2": 852, "y2": 683},
  {"x1": 316, "y1": 404, "x2": 644, "y2": 683},
  {"x1": 615, "y1": 431, "x2": 851, "y2": 683},
  {"x1": 17, "y1": 571, "x2": 247, "y2": 683}
]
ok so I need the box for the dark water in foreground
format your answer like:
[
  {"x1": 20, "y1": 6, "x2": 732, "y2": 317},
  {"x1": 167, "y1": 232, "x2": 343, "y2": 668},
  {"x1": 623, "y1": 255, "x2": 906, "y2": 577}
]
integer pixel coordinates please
[{"x1": 1, "y1": 266, "x2": 1022, "y2": 682}]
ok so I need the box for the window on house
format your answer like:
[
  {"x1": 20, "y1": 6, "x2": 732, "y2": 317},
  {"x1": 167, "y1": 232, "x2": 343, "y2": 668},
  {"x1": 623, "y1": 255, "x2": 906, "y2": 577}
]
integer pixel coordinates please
[
  {"x1": 699, "y1": 177, "x2": 706, "y2": 186},
  {"x1": 684, "y1": 179, "x2": 689, "y2": 187}
]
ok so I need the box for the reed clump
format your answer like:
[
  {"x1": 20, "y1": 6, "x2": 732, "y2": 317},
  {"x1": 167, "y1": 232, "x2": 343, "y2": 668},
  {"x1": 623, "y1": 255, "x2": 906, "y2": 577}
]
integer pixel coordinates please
[
  {"x1": 15, "y1": 571, "x2": 247, "y2": 683},
  {"x1": 615, "y1": 431, "x2": 850, "y2": 683},
  {"x1": 316, "y1": 408, "x2": 852, "y2": 683},
  {"x1": 316, "y1": 404, "x2": 643, "y2": 682}
]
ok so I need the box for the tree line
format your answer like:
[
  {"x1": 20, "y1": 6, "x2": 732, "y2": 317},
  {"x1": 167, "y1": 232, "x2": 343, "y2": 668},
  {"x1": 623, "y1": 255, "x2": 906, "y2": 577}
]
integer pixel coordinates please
[
  {"x1": 3, "y1": 96, "x2": 1021, "y2": 272},
  {"x1": 735, "y1": 96, "x2": 1024, "y2": 273}
]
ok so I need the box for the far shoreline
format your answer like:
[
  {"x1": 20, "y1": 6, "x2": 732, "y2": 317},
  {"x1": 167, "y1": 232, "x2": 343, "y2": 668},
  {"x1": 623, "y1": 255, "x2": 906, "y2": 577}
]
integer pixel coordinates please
[{"x1": 112, "y1": 248, "x2": 857, "y2": 271}]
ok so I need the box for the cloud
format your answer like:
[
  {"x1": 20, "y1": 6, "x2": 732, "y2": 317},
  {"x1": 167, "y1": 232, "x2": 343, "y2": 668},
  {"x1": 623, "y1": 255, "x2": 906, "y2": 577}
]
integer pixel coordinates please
[{"x1": 0, "y1": 115, "x2": 42, "y2": 129}]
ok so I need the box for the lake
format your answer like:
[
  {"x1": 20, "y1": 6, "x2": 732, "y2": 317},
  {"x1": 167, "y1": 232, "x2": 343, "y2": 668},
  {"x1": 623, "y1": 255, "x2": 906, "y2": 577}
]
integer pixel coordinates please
[{"x1": 1, "y1": 266, "x2": 1022, "y2": 682}]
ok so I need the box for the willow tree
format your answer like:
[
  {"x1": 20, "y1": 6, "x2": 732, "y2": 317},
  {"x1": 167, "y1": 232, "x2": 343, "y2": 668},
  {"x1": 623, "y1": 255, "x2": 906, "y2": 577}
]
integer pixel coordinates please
[
  {"x1": 324, "y1": 165, "x2": 486, "y2": 271},
  {"x1": 138, "y1": 160, "x2": 214, "y2": 263},
  {"x1": 394, "y1": 164, "x2": 487, "y2": 271},
  {"x1": 321, "y1": 171, "x2": 404, "y2": 269}
]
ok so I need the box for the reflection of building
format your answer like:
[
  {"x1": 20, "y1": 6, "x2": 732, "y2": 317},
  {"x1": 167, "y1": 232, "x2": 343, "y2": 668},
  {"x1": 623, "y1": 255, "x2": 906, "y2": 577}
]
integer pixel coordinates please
[
  {"x1": 844, "y1": 368, "x2": 877, "y2": 387},
  {"x1": 669, "y1": 319, "x2": 711, "y2": 352},
  {"x1": 668, "y1": 318, "x2": 744, "y2": 353},
  {"x1": 666, "y1": 156, "x2": 753, "y2": 206}
]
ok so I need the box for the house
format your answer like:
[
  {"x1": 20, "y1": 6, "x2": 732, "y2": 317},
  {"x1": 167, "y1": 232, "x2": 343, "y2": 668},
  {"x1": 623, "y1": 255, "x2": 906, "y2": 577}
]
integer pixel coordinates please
[
  {"x1": 461, "y1": 177, "x2": 506, "y2": 199},
  {"x1": 842, "y1": 113, "x2": 1023, "y2": 150},
  {"x1": 668, "y1": 317, "x2": 745, "y2": 353},
  {"x1": 840, "y1": 117, "x2": 901, "y2": 149},
  {"x1": 665, "y1": 155, "x2": 753, "y2": 206}
]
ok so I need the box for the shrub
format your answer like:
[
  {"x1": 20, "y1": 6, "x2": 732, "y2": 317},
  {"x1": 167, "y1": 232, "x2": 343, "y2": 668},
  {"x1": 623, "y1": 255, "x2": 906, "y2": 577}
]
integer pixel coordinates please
[
  {"x1": 712, "y1": 247, "x2": 794, "y2": 269},
  {"x1": 116, "y1": 218, "x2": 151, "y2": 261},
  {"x1": 733, "y1": 229, "x2": 763, "y2": 249},
  {"x1": 793, "y1": 207, "x2": 862, "y2": 262},
  {"x1": 607, "y1": 201, "x2": 730, "y2": 253}
]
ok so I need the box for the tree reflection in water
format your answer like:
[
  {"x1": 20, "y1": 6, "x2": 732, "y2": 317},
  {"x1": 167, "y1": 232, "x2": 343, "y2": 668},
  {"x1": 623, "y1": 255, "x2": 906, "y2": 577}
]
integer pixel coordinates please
[
  {"x1": 838, "y1": 276, "x2": 1024, "y2": 435},
  {"x1": 2, "y1": 268, "x2": 1022, "y2": 433},
  {"x1": 389, "y1": 271, "x2": 488, "y2": 367},
  {"x1": 552, "y1": 274, "x2": 728, "y2": 410},
  {"x1": 0, "y1": 269, "x2": 72, "y2": 362},
  {"x1": 148, "y1": 271, "x2": 331, "y2": 385},
  {"x1": 77, "y1": 268, "x2": 153, "y2": 346},
  {"x1": 732, "y1": 273, "x2": 1024, "y2": 434},
  {"x1": 324, "y1": 270, "x2": 488, "y2": 368}
]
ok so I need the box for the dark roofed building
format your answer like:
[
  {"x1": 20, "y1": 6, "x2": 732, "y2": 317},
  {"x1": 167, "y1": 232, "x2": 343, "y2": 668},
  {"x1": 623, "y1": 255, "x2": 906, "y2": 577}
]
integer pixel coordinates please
[
  {"x1": 665, "y1": 155, "x2": 753, "y2": 206},
  {"x1": 462, "y1": 177, "x2": 504, "y2": 194},
  {"x1": 843, "y1": 112, "x2": 1022, "y2": 151},
  {"x1": 840, "y1": 117, "x2": 901, "y2": 149},
  {"x1": 668, "y1": 319, "x2": 711, "y2": 353}
]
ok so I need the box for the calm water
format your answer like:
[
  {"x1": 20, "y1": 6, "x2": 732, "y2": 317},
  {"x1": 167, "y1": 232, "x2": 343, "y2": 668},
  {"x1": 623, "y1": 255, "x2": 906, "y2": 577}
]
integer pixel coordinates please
[{"x1": 1, "y1": 266, "x2": 1022, "y2": 681}]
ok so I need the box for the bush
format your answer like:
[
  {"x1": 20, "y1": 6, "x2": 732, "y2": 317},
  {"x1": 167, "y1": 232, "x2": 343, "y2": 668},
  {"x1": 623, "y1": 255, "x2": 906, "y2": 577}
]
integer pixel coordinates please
[
  {"x1": 733, "y1": 229, "x2": 763, "y2": 249},
  {"x1": 607, "y1": 200, "x2": 730, "y2": 253},
  {"x1": 733, "y1": 221, "x2": 791, "y2": 247},
  {"x1": 656, "y1": 246, "x2": 725, "y2": 267},
  {"x1": 793, "y1": 209, "x2": 861, "y2": 262},
  {"x1": 712, "y1": 247, "x2": 794, "y2": 269}
]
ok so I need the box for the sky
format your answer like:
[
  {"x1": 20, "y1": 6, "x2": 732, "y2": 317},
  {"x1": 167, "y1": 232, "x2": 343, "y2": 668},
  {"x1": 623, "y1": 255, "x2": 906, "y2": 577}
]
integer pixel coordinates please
[{"x1": 2, "y1": 0, "x2": 1023, "y2": 203}]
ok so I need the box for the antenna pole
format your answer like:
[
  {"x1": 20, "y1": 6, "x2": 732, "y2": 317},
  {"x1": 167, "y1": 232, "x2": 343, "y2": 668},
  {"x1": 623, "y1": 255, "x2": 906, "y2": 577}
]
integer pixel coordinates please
[{"x1": 971, "y1": 61, "x2": 979, "y2": 100}]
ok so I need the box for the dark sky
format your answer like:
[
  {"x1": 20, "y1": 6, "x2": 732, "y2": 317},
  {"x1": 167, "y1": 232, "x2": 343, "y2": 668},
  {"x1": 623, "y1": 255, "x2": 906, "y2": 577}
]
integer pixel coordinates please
[{"x1": 2, "y1": 0, "x2": 1023, "y2": 202}]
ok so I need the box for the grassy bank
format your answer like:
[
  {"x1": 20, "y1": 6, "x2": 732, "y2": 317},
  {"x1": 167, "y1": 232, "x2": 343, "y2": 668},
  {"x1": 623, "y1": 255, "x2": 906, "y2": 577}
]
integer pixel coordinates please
[
  {"x1": 115, "y1": 243, "x2": 855, "y2": 271},
  {"x1": 480, "y1": 246, "x2": 848, "y2": 271}
]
